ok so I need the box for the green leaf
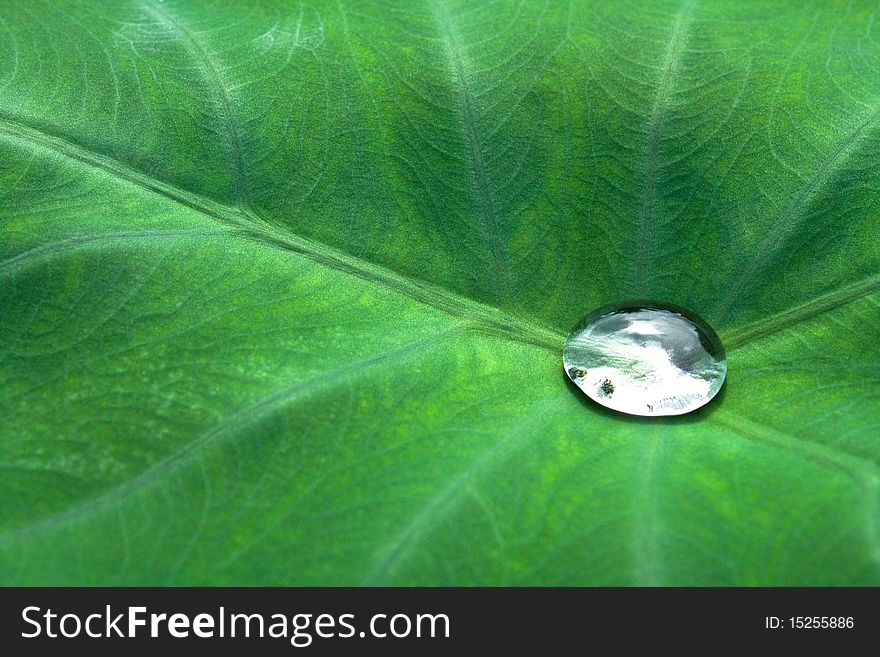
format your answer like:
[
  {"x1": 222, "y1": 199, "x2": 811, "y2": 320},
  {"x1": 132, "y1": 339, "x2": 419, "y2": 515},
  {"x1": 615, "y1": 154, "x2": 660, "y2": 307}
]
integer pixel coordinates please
[{"x1": 1, "y1": 0, "x2": 878, "y2": 585}]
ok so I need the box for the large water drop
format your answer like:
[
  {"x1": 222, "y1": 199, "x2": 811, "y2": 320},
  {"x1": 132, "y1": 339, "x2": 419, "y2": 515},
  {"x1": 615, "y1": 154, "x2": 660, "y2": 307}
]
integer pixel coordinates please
[{"x1": 563, "y1": 301, "x2": 726, "y2": 417}]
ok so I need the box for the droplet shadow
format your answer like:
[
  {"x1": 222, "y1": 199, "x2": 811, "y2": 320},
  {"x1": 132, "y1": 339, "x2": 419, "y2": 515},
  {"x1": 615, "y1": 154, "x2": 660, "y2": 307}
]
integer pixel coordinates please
[{"x1": 561, "y1": 369, "x2": 727, "y2": 425}]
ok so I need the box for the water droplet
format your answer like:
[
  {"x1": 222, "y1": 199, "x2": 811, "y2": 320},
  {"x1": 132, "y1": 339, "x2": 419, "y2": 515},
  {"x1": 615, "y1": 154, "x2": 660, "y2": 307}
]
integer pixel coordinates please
[{"x1": 563, "y1": 301, "x2": 726, "y2": 417}]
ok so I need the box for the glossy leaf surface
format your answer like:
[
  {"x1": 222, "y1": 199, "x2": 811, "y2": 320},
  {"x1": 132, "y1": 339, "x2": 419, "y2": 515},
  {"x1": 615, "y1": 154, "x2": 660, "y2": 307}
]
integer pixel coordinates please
[{"x1": 1, "y1": 0, "x2": 879, "y2": 584}]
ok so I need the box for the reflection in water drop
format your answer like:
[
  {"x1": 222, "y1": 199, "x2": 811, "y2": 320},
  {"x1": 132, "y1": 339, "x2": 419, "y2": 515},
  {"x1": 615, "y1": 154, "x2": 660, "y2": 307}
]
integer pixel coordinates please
[{"x1": 563, "y1": 301, "x2": 726, "y2": 417}]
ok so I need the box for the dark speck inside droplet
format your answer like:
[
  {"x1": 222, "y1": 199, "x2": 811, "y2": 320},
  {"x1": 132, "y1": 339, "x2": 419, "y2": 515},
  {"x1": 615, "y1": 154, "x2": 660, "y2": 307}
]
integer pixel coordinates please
[{"x1": 567, "y1": 367, "x2": 587, "y2": 379}]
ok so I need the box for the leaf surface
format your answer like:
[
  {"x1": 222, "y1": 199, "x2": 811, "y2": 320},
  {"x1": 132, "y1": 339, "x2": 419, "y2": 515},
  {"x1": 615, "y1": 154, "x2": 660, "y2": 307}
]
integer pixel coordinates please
[{"x1": 1, "y1": 0, "x2": 879, "y2": 584}]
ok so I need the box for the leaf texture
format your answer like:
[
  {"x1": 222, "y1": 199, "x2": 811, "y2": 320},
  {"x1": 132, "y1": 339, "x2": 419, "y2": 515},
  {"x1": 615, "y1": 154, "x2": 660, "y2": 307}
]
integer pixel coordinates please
[{"x1": 1, "y1": 0, "x2": 879, "y2": 585}]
